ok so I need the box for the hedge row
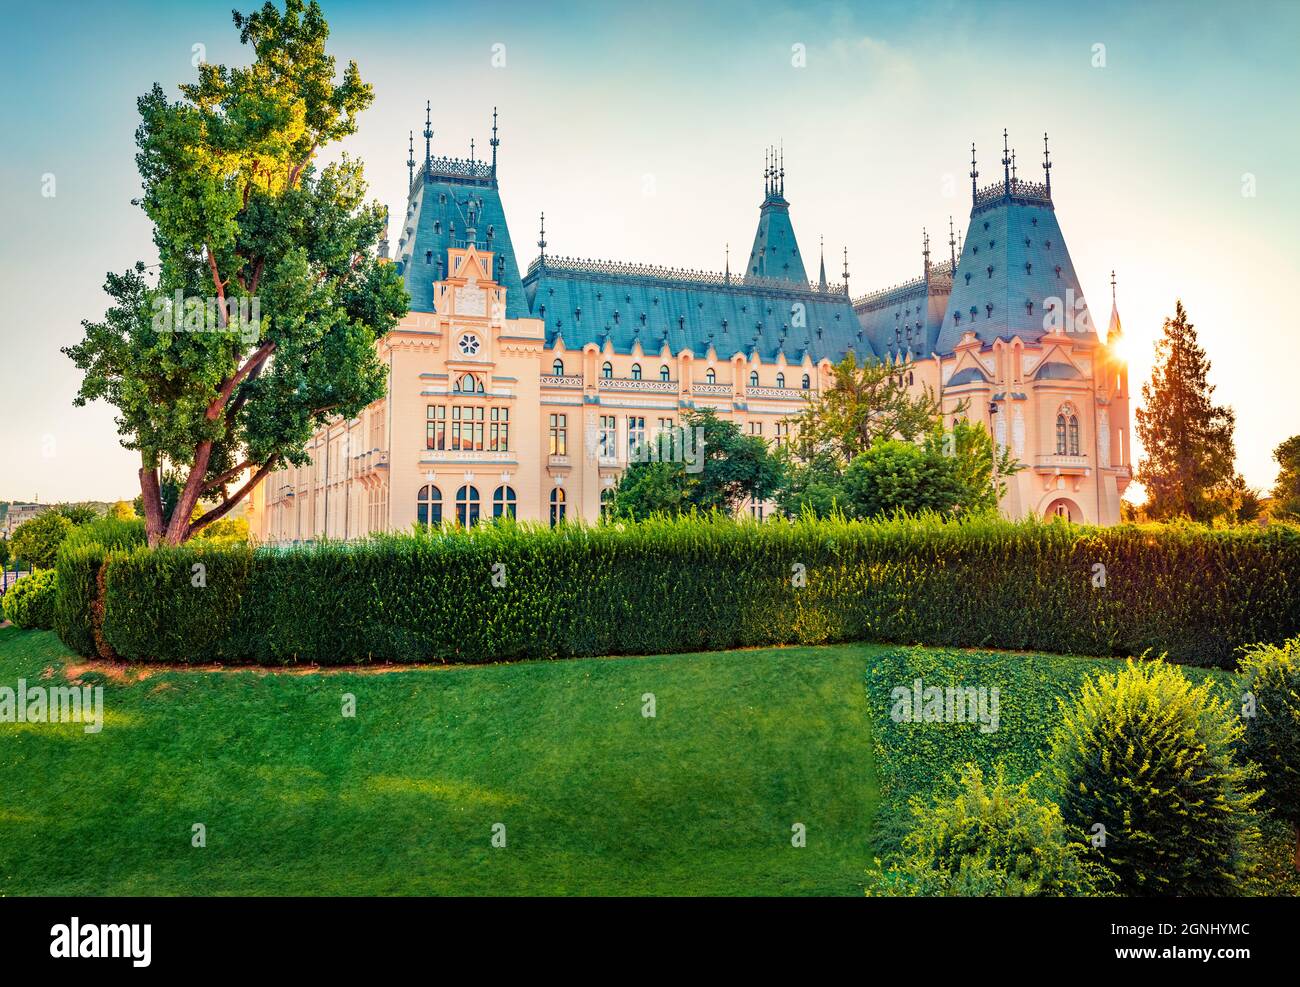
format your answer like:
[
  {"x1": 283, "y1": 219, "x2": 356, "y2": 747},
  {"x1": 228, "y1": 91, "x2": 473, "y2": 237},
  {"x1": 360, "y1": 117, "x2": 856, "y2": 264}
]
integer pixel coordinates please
[
  {"x1": 54, "y1": 517, "x2": 146, "y2": 657},
  {"x1": 64, "y1": 514, "x2": 1300, "y2": 668}
]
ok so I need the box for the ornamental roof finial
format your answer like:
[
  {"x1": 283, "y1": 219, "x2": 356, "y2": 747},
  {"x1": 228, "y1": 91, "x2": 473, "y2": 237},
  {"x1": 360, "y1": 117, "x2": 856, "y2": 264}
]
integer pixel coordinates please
[
  {"x1": 779, "y1": 142, "x2": 785, "y2": 197},
  {"x1": 1111, "y1": 269, "x2": 1117, "y2": 304},
  {"x1": 842, "y1": 245, "x2": 849, "y2": 286},
  {"x1": 1042, "y1": 131, "x2": 1052, "y2": 195},
  {"x1": 969, "y1": 142, "x2": 979, "y2": 201},
  {"x1": 725, "y1": 242, "x2": 730, "y2": 283},
  {"x1": 1011, "y1": 148, "x2": 1017, "y2": 182},
  {"x1": 490, "y1": 107, "x2": 500, "y2": 177},
  {"x1": 1001, "y1": 128, "x2": 1011, "y2": 192},
  {"x1": 470, "y1": 137, "x2": 475, "y2": 164},
  {"x1": 763, "y1": 147, "x2": 770, "y2": 198},
  {"x1": 423, "y1": 100, "x2": 433, "y2": 171},
  {"x1": 922, "y1": 227, "x2": 931, "y2": 275},
  {"x1": 949, "y1": 215, "x2": 957, "y2": 270},
  {"x1": 407, "y1": 130, "x2": 415, "y2": 189},
  {"x1": 537, "y1": 212, "x2": 547, "y2": 262}
]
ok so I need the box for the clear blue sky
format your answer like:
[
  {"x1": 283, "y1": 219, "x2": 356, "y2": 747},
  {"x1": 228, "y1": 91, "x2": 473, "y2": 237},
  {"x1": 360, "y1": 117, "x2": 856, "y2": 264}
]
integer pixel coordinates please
[{"x1": 2, "y1": 0, "x2": 1297, "y2": 502}]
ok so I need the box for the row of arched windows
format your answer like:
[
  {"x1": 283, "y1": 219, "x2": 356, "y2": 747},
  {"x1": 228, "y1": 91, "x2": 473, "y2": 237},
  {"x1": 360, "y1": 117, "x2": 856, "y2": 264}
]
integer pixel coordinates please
[{"x1": 417, "y1": 484, "x2": 569, "y2": 527}]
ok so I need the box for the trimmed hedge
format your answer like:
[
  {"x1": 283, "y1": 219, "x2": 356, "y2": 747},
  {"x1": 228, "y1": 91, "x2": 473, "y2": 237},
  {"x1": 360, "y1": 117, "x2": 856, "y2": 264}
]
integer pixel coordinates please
[
  {"x1": 53, "y1": 518, "x2": 146, "y2": 657},
  {"x1": 74, "y1": 514, "x2": 1300, "y2": 667}
]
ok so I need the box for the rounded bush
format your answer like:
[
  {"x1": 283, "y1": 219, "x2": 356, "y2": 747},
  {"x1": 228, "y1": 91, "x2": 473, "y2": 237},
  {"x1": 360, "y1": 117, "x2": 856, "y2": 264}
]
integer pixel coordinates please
[
  {"x1": 866, "y1": 762, "x2": 1115, "y2": 897},
  {"x1": 1239, "y1": 636, "x2": 1300, "y2": 866},
  {"x1": 3, "y1": 569, "x2": 59, "y2": 630},
  {"x1": 10, "y1": 511, "x2": 73, "y2": 570},
  {"x1": 1048, "y1": 658, "x2": 1262, "y2": 895}
]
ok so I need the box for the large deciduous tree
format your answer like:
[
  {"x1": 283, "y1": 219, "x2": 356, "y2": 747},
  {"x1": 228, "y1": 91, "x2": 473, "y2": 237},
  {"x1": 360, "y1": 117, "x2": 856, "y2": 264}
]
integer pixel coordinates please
[
  {"x1": 1134, "y1": 301, "x2": 1239, "y2": 522},
  {"x1": 64, "y1": 0, "x2": 407, "y2": 546},
  {"x1": 1271, "y1": 435, "x2": 1300, "y2": 521}
]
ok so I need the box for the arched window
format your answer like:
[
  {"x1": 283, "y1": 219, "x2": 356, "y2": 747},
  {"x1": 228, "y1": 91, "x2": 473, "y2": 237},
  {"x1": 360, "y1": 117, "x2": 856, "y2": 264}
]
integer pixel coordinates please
[
  {"x1": 416, "y1": 485, "x2": 442, "y2": 528},
  {"x1": 492, "y1": 485, "x2": 516, "y2": 519},
  {"x1": 776, "y1": 372, "x2": 785, "y2": 388},
  {"x1": 660, "y1": 365, "x2": 670, "y2": 382},
  {"x1": 749, "y1": 370, "x2": 759, "y2": 387},
  {"x1": 552, "y1": 359, "x2": 564, "y2": 376},
  {"x1": 455, "y1": 485, "x2": 480, "y2": 526},
  {"x1": 549, "y1": 487, "x2": 566, "y2": 526},
  {"x1": 907, "y1": 371, "x2": 914, "y2": 386},
  {"x1": 706, "y1": 368, "x2": 717, "y2": 384},
  {"x1": 600, "y1": 487, "x2": 615, "y2": 520},
  {"x1": 801, "y1": 373, "x2": 810, "y2": 390},
  {"x1": 631, "y1": 363, "x2": 642, "y2": 380},
  {"x1": 602, "y1": 361, "x2": 613, "y2": 379},
  {"x1": 1068, "y1": 415, "x2": 1080, "y2": 456},
  {"x1": 454, "y1": 373, "x2": 484, "y2": 394},
  {"x1": 1057, "y1": 404, "x2": 1081, "y2": 456},
  {"x1": 1055, "y1": 414, "x2": 1068, "y2": 455}
]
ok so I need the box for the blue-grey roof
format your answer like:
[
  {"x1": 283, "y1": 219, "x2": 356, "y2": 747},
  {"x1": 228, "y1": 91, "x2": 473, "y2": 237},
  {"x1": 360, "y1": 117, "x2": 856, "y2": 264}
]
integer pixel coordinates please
[
  {"x1": 935, "y1": 177, "x2": 1096, "y2": 353},
  {"x1": 394, "y1": 156, "x2": 529, "y2": 318},
  {"x1": 947, "y1": 366, "x2": 990, "y2": 386},
  {"x1": 1034, "y1": 360, "x2": 1083, "y2": 380},
  {"x1": 747, "y1": 192, "x2": 809, "y2": 284},
  {"x1": 521, "y1": 257, "x2": 866, "y2": 361},
  {"x1": 854, "y1": 260, "x2": 953, "y2": 360}
]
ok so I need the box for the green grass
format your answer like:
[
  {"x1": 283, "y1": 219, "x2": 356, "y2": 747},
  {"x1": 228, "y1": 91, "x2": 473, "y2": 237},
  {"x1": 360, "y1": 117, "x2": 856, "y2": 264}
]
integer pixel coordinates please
[{"x1": 0, "y1": 627, "x2": 884, "y2": 896}]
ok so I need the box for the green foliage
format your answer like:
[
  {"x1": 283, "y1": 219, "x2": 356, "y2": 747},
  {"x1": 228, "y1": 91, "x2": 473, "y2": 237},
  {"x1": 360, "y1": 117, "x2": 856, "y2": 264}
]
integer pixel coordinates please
[
  {"x1": 1047, "y1": 658, "x2": 1262, "y2": 895},
  {"x1": 612, "y1": 409, "x2": 783, "y2": 519},
  {"x1": 10, "y1": 511, "x2": 74, "y2": 569},
  {"x1": 196, "y1": 515, "x2": 250, "y2": 542},
  {"x1": 88, "y1": 514, "x2": 1300, "y2": 667},
  {"x1": 53, "y1": 517, "x2": 148, "y2": 657},
  {"x1": 63, "y1": 0, "x2": 407, "y2": 545},
  {"x1": 2, "y1": 570, "x2": 59, "y2": 630},
  {"x1": 0, "y1": 538, "x2": 9, "y2": 567},
  {"x1": 1271, "y1": 435, "x2": 1300, "y2": 521},
  {"x1": 1238, "y1": 636, "x2": 1300, "y2": 824},
  {"x1": 53, "y1": 503, "x2": 100, "y2": 525},
  {"x1": 866, "y1": 763, "x2": 1115, "y2": 897},
  {"x1": 1136, "y1": 300, "x2": 1241, "y2": 523},
  {"x1": 787, "y1": 352, "x2": 946, "y2": 463},
  {"x1": 839, "y1": 440, "x2": 966, "y2": 518}
]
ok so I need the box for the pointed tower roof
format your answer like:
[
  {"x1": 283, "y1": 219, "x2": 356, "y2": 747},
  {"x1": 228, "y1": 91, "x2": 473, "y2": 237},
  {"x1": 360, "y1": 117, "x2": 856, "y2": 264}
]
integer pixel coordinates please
[
  {"x1": 394, "y1": 104, "x2": 528, "y2": 317},
  {"x1": 818, "y1": 236, "x2": 828, "y2": 290},
  {"x1": 935, "y1": 130, "x2": 1097, "y2": 353},
  {"x1": 746, "y1": 145, "x2": 810, "y2": 285},
  {"x1": 1107, "y1": 269, "x2": 1123, "y2": 343}
]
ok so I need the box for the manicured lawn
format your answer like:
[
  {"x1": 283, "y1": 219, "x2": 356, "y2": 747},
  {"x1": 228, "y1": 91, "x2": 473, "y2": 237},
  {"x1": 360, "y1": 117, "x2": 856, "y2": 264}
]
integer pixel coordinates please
[{"x1": 0, "y1": 627, "x2": 885, "y2": 896}]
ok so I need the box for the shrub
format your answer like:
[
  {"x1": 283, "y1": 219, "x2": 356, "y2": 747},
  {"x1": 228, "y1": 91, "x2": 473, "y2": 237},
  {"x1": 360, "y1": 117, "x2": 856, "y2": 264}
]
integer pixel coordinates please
[
  {"x1": 3, "y1": 569, "x2": 59, "y2": 630},
  {"x1": 10, "y1": 511, "x2": 73, "y2": 569},
  {"x1": 0, "y1": 538, "x2": 9, "y2": 567},
  {"x1": 1238, "y1": 636, "x2": 1300, "y2": 869},
  {"x1": 866, "y1": 762, "x2": 1115, "y2": 897},
  {"x1": 1047, "y1": 659, "x2": 1262, "y2": 895},
  {"x1": 85, "y1": 514, "x2": 1300, "y2": 667},
  {"x1": 53, "y1": 517, "x2": 146, "y2": 657}
]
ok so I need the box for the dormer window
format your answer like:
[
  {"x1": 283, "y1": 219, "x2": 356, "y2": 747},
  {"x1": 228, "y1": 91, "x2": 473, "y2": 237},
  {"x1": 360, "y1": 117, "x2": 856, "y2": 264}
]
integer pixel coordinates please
[
  {"x1": 602, "y1": 361, "x2": 613, "y2": 379},
  {"x1": 552, "y1": 359, "x2": 564, "y2": 376},
  {"x1": 661, "y1": 365, "x2": 671, "y2": 382},
  {"x1": 776, "y1": 373, "x2": 785, "y2": 388},
  {"x1": 749, "y1": 371, "x2": 759, "y2": 387},
  {"x1": 801, "y1": 374, "x2": 810, "y2": 390},
  {"x1": 706, "y1": 368, "x2": 717, "y2": 384},
  {"x1": 631, "y1": 363, "x2": 642, "y2": 380}
]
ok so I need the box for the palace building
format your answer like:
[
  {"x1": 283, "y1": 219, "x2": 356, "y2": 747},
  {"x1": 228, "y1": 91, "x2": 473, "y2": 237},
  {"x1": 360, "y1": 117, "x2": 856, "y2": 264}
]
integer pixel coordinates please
[{"x1": 249, "y1": 109, "x2": 1130, "y2": 542}]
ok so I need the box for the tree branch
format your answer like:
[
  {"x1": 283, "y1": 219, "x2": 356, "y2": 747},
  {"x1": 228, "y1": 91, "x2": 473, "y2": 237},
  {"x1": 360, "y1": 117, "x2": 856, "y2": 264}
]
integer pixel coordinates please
[{"x1": 187, "y1": 453, "x2": 280, "y2": 538}]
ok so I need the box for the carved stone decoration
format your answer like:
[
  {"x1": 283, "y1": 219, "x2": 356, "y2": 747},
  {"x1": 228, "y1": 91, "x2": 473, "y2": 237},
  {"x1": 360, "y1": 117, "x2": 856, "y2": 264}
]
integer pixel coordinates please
[
  {"x1": 1098, "y1": 409, "x2": 1110, "y2": 469},
  {"x1": 1012, "y1": 407, "x2": 1026, "y2": 459}
]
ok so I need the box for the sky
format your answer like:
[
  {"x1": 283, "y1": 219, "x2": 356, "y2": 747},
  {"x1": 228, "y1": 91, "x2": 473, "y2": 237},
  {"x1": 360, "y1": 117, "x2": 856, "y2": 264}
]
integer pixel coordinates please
[{"x1": 1, "y1": 0, "x2": 1297, "y2": 503}]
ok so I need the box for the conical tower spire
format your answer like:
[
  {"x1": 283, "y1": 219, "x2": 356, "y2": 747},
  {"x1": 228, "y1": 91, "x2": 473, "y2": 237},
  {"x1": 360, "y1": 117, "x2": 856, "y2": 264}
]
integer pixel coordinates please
[
  {"x1": 724, "y1": 242, "x2": 730, "y2": 284},
  {"x1": 818, "y1": 236, "x2": 827, "y2": 290},
  {"x1": 1108, "y1": 269, "x2": 1123, "y2": 342},
  {"x1": 747, "y1": 145, "x2": 807, "y2": 283}
]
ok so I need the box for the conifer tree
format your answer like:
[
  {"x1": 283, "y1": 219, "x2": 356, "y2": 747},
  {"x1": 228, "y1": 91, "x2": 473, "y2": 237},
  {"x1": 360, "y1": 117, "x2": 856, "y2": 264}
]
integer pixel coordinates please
[{"x1": 1134, "y1": 300, "x2": 1238, "y2": 521}]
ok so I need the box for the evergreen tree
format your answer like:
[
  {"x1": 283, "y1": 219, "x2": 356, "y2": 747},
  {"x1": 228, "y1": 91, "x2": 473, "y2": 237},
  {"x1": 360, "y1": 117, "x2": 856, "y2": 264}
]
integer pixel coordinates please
[{"x1": 1134, "y1": 301, "x2": 1238, "y2": 521}]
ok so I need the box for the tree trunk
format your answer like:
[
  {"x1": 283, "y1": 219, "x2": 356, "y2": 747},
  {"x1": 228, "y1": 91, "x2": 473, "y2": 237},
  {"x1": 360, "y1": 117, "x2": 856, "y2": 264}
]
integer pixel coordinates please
[
  {"x1": 163, "y1": 441, "x2": 214, "y2": 544},
  {"x1": 138, "y1": 461, "x2": 165, "y2": 547}
]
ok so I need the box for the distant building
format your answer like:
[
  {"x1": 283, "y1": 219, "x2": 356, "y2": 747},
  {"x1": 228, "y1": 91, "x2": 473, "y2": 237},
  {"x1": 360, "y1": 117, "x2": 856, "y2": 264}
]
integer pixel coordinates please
[
  {"x1": 251, "y1": 114, "x2": 1129, "y2": 542},
  {"x1": 3, "y1": 502, "x2": 50, "y2": 539}
]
